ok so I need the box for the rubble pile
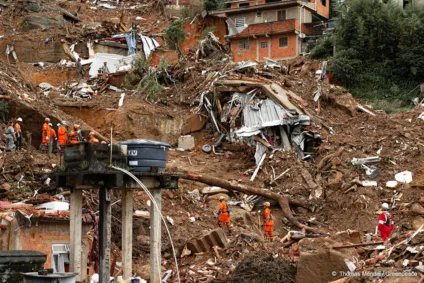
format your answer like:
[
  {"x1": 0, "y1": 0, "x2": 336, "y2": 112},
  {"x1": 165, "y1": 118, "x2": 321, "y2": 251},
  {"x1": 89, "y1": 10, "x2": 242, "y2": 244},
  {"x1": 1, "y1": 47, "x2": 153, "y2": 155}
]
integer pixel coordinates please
[{"x1": 1, "y1": 0, "x2": 424, "y2": 282}]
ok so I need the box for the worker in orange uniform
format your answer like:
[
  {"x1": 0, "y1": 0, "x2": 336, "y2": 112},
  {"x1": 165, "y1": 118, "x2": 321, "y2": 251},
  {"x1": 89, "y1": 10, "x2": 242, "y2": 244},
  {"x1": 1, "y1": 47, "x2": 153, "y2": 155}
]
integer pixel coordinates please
[
  {"x1": 41, "y1": 118, "x2": 51, "y2": 153},
  {"x1": 69, "y1": 124, "x2": 81, "y2": 144},
  {"x1": 217, "y1": 196, "x2": 231, "y2": 234},
  {"x1": 378, "y1": 203, "x2": 394, "y2": 242},
  {"x1": 57, "y1": 122, "x2": 68, "y2": 153},
  {"x1": 48, "y1": 123, "x2": 57, "y2": 154},
  {"x1": 14, "y1": 117, "x2": 23, "y2": 151},
  {"x1": 263, "y1": 202, "x2": 274, "y2": 241},
  {"x1": 88, "y1": 132, "x2": 99, "y2": 143}
]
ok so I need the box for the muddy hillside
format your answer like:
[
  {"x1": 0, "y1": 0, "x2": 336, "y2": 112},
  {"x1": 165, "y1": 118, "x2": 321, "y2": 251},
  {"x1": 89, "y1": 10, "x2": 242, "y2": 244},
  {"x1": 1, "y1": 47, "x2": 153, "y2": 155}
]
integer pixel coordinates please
[{"x1": 0, "y1": 1, "x2": 424, "y2": 283}]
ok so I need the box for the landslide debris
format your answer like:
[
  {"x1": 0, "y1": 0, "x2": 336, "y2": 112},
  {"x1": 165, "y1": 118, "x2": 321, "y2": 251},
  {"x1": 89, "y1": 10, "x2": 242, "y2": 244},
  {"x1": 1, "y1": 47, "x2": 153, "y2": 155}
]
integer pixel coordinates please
[{"x1": 229, "y1": 253, "x2": 296, "y2": 283}]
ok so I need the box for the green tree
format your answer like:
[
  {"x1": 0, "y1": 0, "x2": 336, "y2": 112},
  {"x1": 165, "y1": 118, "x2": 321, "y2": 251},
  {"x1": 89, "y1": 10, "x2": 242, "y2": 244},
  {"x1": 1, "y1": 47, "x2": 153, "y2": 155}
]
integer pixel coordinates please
[
  {"x1": 163, "y1": 20, "x2": 186, "y2": 57},
  {"x1": 396, "y1": 6, "x2": 424, "y2": 81},
  {"x1": 202, "y1": 0, "x2": 227, "y2": 11}
]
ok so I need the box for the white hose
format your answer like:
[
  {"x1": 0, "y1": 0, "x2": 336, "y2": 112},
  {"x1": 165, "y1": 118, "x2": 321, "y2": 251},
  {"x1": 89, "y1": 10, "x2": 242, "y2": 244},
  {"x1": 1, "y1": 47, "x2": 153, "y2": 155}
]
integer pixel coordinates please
[{"x1": 111, "y1": 166, "x2": 180, "y2": 283}]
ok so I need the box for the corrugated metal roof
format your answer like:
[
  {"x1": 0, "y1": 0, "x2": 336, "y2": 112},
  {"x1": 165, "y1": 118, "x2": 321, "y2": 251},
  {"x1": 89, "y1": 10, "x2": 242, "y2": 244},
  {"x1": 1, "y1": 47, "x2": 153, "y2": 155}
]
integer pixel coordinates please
[{"x1": 235, "y1": 96, "x2": 298, "y2": 137}]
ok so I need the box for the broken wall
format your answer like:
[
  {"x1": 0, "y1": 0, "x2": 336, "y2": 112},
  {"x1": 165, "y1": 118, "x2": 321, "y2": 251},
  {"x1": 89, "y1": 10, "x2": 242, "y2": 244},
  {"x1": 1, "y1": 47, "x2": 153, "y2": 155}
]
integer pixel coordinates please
[
  {"x1": 4, "y1": 220, "x2": 90, "y2": 271},
  {"x1": 0, "y1": 40, "x2": 88, "y2": 63}
]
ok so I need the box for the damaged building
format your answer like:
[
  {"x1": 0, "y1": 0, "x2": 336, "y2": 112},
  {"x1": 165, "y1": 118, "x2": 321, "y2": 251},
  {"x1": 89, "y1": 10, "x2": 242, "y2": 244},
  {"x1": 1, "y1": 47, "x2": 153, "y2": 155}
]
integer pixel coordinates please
[{"x1": 209, "y1": 0, "x2": 330, "y2": 61}]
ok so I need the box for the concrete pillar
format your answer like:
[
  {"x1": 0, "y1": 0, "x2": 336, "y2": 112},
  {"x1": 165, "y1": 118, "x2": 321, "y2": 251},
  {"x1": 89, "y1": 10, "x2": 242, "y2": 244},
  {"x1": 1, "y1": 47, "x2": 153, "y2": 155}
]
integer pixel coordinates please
[
  {"x1": 70, "y1": 189, "x2": 82, "y2": 281},
  {"x1": 99, "y1": 187, "x2": 111, "y2": 283},
  {"x1": 150, "y1": 189, "x2": 162, "y2": 283},
  {"x1": 122, "y1": 189, "x2": 133, "y2": 279}
]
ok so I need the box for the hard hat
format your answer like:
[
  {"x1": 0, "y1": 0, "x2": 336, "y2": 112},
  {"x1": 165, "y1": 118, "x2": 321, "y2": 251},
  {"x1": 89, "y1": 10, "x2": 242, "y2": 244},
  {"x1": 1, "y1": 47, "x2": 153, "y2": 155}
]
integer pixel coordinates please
[
  {"x1": 61, "y1": 121, "x2": 67, "y2": 125},
  {"x1": 49, "y1": 123, "x2": 52, "y2": 127},
  {"x1": 17, "y1": 117, "x2": 23, "y2": 122},
  {"x1": 57, "y1": 123, "x2": 61, "y2": 127},
  {"x1": 45, "y1": 118, "x2": 50, "y2": 122},
  {"x1": 89, "y1": 132, "x2": 95, "y2": 136},
  {"x1": 219, "y1": 196, "x2": 225, "y2": 201},
  {"x1": 74, "y1": 124, "x2": 79, "y2": 129},
  {"x1": 382, "y1": 203, "x2": 389, "y2": 209},
  {"x1": 264, "y1": 202, "x2": 270, "y2": 207}
]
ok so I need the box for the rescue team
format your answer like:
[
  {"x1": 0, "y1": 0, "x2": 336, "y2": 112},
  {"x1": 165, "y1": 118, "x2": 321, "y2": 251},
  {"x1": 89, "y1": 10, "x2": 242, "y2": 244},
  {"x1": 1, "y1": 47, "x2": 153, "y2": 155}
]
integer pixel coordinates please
[
  {"x1": 6, "y1": 118, "x2": 396, "y2": 242},
  {"x1": 40, "y1": 118, "x2": 101, "y2": 153},
  {"x1": 216, "y1": 195, "x2": 395, "y2": 242},
  {"x1": 4, "y1": 117, "x2": 100, "y2": 154}
]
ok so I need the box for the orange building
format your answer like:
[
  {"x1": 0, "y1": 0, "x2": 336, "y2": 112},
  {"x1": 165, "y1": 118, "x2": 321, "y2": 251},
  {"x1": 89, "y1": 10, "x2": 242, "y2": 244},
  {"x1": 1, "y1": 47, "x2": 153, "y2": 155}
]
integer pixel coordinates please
[{"x1": 209, "y1": 0, "x2": 330, "y2": 62}]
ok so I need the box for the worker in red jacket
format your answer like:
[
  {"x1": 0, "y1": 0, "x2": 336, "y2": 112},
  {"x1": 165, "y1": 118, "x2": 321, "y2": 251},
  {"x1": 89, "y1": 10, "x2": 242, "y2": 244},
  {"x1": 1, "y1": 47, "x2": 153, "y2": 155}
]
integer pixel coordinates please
[{"x1": 378, "y1": 203, "x2": 394, "y2": 241}]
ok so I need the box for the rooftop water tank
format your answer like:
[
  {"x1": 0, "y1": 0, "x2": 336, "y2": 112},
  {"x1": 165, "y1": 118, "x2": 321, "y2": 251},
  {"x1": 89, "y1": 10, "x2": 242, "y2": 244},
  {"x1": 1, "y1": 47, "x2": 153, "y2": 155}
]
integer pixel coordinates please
[
  {"x1": 22, "y1": 272, "x2": 77, "y2": 283},
  {"x1": 119, "y1": 139, "x2": 170, "y2": 172}
]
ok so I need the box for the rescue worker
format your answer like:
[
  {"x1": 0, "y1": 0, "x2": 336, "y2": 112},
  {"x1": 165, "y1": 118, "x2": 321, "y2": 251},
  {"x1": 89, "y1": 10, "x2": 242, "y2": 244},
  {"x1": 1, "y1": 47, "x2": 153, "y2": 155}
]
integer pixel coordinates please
[
  {"x1": 217, "y1": 196, "x2": 231, "y2": 234},
  {"x1": 98, "y1": 62, "x2": 110, "y2": 75},
  {"x1": 14, "y1": 117, "x2": 23, "y2": 151},
  {"x1": 41, "y1": 118, "x2": 51, "y2": 153},
  {"x1": 48, "y1": 123, "x2": 58, "y2": 154},
  {"x1": 88, "y1": 132, "x2": 99, "y2": 143},
  {"x1": 57, "y1": 122, "x2": 68, "y2": 153},
  {"x1": 69, "y1": 124, "x2": 81, "y2": 144},
  {"x1": 263, "y1": 202, "x2": 274, "y2": 241},
  {"x1": 5, "y1": 121, "x2": 16, "y2": 152},
  {"x1": 378, "y1": 203, "x2": 394, "y2": 242},
  {"x1": 76, "y1": 58, "x2": 84, "y2": 80}
]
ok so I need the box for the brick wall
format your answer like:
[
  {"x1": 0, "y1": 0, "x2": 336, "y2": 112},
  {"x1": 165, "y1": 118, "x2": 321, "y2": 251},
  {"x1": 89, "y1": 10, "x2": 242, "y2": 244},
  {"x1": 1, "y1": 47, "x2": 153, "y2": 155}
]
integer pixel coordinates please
[
  {"x1": 238, "y1": 19, "x2": 297, "y2": 36},
  {"x1": 270, "y1": 33, "x2": 297, "y2": 59},
  {"x1": 231, "y1": 32, "x2": 297, "y2": 62},
  {"x1": 315, "y1": 0, "x2": 330, "y2": 18},
  {"x1": 18, "y1": 222, "x2": 73, "y2": 268},
  {"x1": 7, "y1": 221, "x2": 90, "y2": 271}
]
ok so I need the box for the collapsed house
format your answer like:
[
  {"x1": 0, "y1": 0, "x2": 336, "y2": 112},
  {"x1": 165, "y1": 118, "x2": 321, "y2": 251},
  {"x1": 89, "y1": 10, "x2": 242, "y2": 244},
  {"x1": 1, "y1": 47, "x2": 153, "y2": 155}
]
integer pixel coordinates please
[
  {"x1": 0, "y1": 203, "x2": 93, "y2": 281},
  {"x1": 201, "y1": 77, "x2": 321, "y2": 164}
]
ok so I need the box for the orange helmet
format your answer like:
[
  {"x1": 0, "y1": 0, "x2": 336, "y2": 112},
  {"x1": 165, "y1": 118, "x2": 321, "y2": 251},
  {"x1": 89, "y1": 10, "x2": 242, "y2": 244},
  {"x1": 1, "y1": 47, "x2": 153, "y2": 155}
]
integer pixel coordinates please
[{"x1": 73, "y1": 124, "x2": 79, "y2": 129}]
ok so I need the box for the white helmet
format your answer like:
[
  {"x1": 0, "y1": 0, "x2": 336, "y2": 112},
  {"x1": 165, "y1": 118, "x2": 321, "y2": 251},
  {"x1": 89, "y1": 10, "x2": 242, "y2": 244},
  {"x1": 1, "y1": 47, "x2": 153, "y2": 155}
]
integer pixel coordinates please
[
  {"x1": 49, "y1": 123, "x2": 53, "y2": 127},
  {"x1": 61, "y1": 121, "x2": 67, "y2": 125},
  {"x1": 219, "y1": 196, "x2": 225, "y2": 201},
  {"x1": 57, "y1": 123, "x2": 61, "y2": 127},
  {"x1": 382, "y1": 203, "x2": 389, "y2": 210},
  {"x1": 17, "y1": 118, "x2": 23, "y2": 122}
]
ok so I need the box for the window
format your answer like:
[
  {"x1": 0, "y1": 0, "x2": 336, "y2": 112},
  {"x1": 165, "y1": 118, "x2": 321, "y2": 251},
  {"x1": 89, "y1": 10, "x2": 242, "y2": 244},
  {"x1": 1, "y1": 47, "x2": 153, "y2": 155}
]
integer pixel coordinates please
[
  {"x1": 279, "y1": 37, "x2": 288, "y2": 47},
  {"x1": 238, "y1": 40, "x2": 250, "y2": 50},
  {"x1": 239, "y1": 2, "x2": 249, "y2": 7},
  {"x1": 260, "y1": 42, "x2": 267, "y2": 48},
  {"x1": 52, "y1": 244, "x2": 70, "y2": 273},
  {"x1": 235, "y1": 17, "x2": 246, "y2": 28},
  {"x1": 277, "y1": 10, "x2": 287, "y2": 21},
  {"x1": 320, "y1": 0, "x2": 327, "y2": 6},
  {"x1": 256, "y1": 11, "x2": 262, "y2": 17}
]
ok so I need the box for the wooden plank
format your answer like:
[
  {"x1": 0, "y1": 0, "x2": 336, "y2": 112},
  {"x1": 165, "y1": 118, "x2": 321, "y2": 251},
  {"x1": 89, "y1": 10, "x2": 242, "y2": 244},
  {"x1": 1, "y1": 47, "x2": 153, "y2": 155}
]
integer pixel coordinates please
[
  {"x1": 122, "y1": 189, "x2": 133, "y2": 279},
  {"x1": 214, "y1": 80, "x2": 304, "y2": 114},
  {"x1": 331, "y1": 241, "x2": 384, "y2": 249}
]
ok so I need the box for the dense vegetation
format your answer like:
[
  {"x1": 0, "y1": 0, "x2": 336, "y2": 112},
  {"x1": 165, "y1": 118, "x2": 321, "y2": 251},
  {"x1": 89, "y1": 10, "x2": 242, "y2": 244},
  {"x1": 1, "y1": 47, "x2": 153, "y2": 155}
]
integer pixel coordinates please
[{"x1": 311, "y1": 0, "x2": 424, "y2": 111}]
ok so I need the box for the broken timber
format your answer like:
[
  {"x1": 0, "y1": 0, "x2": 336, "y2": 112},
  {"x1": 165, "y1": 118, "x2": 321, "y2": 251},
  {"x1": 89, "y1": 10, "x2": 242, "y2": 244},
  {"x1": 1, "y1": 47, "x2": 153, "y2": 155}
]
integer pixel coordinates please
[
  {"x1": 214, "y1": 80, "x2": 304, "y2": 115},
  {"x1": 176, "y1": 171, "x2": 324, "y2": 233}
]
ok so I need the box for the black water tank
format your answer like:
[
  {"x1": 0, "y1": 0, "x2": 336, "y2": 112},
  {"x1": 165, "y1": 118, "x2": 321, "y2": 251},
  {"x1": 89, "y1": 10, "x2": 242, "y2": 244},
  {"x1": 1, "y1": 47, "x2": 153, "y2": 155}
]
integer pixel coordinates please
[
  {"x1": 119, "y1": 139, "x2": 170, "y2": 172},
  {"x1": 0, "y1": 251, "x2": 46, "y2": 283}
]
